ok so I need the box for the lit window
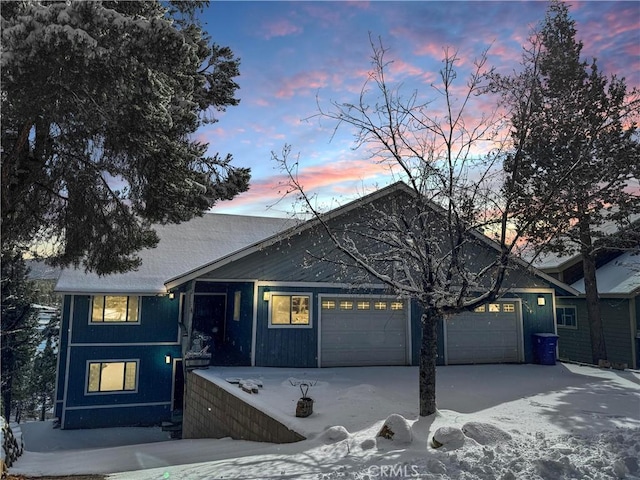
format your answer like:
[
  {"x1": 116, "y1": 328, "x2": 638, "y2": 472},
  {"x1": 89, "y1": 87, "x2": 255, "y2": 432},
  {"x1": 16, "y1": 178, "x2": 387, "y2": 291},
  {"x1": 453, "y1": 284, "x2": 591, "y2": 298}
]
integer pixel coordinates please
[
  {"x1": 357, "y1": 301, "x2": 370, "y2": 310},
  {"x1": 271, "y1": 295, "x2": 310, "y2": 326},
  {"x1": 503, "y1": 303, "x2": 515, "y2": 313},
  {"x1": 322, "y1": 300, "x2": 336, "y2": 310},
  {"x1": 91, "y1": 295, "x2": 139, "y2": 323},
  {"x1": 374, "y1": 301, "x2": 387, "y2": 310},
  {"x1": 87, "y1": 361, "x2": 137, "y2": 393},
  {"x1": 339, "y1": 301, "x2": 354, "y2": 310},
  {"x1": 489, "y1": 303, "x2": 501, "y2": 312},
  {"x1": 474, "y1": 305, "x2": 486, "y2": 313},
  {"x1": 556, "y1": 306, "x2": 577, "y2": 328},
  {"x1": 390, "y1": 301, "x2": 404, "y2": 311}
]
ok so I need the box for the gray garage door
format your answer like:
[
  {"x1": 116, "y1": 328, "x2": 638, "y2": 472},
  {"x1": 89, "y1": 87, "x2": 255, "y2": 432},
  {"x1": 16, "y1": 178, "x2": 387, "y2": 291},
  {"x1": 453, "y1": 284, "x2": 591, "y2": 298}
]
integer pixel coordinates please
[
  {"x1": 446, "y1": 300, "x2": 522, "y2": 364},
  {"x1": 320, "y1": 297, "x2": 408, "y2": 367}
]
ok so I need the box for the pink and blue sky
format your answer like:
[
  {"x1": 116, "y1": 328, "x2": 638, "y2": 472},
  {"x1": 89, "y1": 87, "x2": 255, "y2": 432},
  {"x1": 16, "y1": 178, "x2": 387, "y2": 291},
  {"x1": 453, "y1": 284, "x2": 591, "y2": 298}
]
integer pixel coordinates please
[{"x1": 200, "y1": 1, "x2": 640, "y2": 217}]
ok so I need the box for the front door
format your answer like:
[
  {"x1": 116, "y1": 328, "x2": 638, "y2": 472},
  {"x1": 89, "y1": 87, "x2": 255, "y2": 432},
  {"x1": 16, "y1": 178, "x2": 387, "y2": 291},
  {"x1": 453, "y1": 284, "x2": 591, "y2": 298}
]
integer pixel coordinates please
[{"x1": 192, "y1": 294, "x2": 226, "y2": 363}]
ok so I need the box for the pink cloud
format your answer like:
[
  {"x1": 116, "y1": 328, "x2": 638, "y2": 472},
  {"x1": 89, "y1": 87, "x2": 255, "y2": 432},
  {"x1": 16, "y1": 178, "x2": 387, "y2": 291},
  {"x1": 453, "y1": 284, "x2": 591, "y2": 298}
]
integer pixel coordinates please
[
  {"x1": 194, "y1": 127, "x2": 236, "y2": 145},
  {"x1": 218, "y1": 156, "x2": 392, "y2": 211},
  {"x1": 293, "y1": 158, "x2": 387, "y2": 192},
  {"x1": 489, "y1": 43, "x2": 522, "y2": 68},
  {"x1": 603, "y1": 9, "x2": 640, "y2": 36},
  {"x1": 626, "y1": 43, "x2": 640, "y2": 57},
  {"x1": 414, "y1": 42, "x2": 445, "y2": 59},
  {"x1": 262, "y1": 19, "x2": 302, "y2": 40},
  {"x1": 275, "y1": 70, "x2": 330, "y2": 99},
  {"x1": 302, "y1": 4, "x2": 350, "y2": 28},
  {"x1": 389, "y1": 58, "x2": 423, "y2": 78}
]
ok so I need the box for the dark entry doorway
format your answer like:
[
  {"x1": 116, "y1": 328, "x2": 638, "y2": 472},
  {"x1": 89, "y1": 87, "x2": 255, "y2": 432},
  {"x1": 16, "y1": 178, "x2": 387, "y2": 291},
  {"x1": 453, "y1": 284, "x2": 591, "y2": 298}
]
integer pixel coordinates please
[
  {"x1": 172, "y1": 359, "x2": 184, "y2": 411},
  {"x1": 192, "y1": 294, "x2": 226, "y2": 363}
]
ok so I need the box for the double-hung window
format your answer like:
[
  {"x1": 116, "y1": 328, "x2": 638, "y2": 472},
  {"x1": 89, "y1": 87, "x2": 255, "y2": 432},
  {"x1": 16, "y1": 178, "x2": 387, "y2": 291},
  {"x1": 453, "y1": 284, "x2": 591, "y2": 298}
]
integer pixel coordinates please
[
  {"x1": 87, "y1": 360, "x2": 138, "y2": 393},
  {"x1": 91, "y1": 295, "x2": 139, "y2": 323},
  {"x1": 270, "y1": 294, "x2": 311, "y2": 327}
]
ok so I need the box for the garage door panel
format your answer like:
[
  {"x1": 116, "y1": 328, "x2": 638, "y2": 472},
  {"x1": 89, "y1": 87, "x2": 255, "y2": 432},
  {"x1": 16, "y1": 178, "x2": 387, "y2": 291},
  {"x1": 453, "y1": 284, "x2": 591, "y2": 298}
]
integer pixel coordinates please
[
  {"x1": 322, "y1": 330, "x2": 405, "y2": 350},
  {"x1": 323, "y1": 317, "x2": 403, "y2": 332},
  {"x1": 320, "y1": 297, "x2": 408, "y2": 367},
  {"x1": 446, "y1": 302, "x2": 521, "y2": 365},
  {"x1": 448, "y1": 345, "x2": 519, "y2": 364},
  {"x1": 322, "y1": 345, "x2": 406, "y2": 367}
]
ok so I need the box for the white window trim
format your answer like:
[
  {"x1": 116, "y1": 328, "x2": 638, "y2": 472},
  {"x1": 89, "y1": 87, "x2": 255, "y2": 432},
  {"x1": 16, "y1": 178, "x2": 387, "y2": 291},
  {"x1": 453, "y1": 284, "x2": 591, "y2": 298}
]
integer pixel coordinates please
[
  {"x1": 88, "y1": 295, "x2": 141, "y2": 325},
  {"x1": 85, "y1": 359, "x2": 139, "y2": 395},
  {"x1": 267, "y1": 292, "x2": 313, "y2": 329},
  {"x1": 556, "y1": 305, "x2": 578, "y2": 329}
]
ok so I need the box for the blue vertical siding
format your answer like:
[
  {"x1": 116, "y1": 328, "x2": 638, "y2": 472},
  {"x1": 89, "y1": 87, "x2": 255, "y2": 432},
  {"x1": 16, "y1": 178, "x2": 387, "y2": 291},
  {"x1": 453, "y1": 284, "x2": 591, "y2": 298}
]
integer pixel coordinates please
[
  {"x1": 58, "y1": 294, "x2": 181, "y2": 428},
  {"x1": 63, "y1": 344, "x2": 179, "y2": 405},
  {"x1": 70, "y1": 295, "x2": 180, "y2": 343},
  {"x1": 255, "y1": 286, "x2": 318, "y2": 367},
  {"x1": 512, "y1": 292, "x2": 555, "y2": 363}
]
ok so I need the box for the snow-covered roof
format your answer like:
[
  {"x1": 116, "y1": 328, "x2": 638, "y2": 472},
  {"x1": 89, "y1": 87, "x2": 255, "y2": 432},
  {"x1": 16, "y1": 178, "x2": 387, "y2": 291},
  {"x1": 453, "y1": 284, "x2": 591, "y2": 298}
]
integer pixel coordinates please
[
  {"x1": 55, "y1": 213, "x2": 295, "y2": 294},
  {"x1": 531, "y1": 251, "x2": 578, "y2": 271},
  {"x1": 571, "y1": 251, "x2": 640, "y2": 296},
  {"x1": 534, "y1": 213, "x2": 640, "y2": 271}
]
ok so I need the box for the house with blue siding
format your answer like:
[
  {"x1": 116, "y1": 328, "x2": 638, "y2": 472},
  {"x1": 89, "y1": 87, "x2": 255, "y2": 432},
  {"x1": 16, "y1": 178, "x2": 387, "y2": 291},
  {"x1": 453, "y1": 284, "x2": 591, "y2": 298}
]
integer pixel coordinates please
[{"x1": 54, "y1": 182, "x2": 575, "y2": 429}]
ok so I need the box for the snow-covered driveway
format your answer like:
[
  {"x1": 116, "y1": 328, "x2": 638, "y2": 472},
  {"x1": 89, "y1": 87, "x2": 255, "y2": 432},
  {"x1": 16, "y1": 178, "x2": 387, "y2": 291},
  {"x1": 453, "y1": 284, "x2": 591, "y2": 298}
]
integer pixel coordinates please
[{"x1": 10, "y1": 363, "x2": 640, "y2": 479}]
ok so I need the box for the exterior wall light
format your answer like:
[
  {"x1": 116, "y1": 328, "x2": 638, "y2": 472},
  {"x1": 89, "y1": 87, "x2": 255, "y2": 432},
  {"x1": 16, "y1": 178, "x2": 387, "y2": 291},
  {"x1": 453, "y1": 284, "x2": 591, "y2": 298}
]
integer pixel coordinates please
[
  {"x1": 168, "y1": 292, "x2": 175, "y2": 300},
  {"x1": 537, "y1": 295, "x2": 546, "y2": 306},
  {"x1": 165, "y1": 354, "x2": 172, "y2": 364}
]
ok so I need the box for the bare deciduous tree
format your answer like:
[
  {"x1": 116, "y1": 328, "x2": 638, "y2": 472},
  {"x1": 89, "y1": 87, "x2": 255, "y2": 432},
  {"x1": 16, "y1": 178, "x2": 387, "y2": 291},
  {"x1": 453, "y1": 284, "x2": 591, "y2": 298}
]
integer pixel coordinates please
[{"x1": 274, "y1": 38, "x2": 544, "y2": 416}]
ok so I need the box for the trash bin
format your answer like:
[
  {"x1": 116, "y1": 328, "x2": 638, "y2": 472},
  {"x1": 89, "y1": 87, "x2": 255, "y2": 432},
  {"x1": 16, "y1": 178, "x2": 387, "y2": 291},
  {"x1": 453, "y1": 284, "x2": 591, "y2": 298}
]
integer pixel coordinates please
[{"x1": 533, "y1": 333, "x2": 559, "y2": 365}]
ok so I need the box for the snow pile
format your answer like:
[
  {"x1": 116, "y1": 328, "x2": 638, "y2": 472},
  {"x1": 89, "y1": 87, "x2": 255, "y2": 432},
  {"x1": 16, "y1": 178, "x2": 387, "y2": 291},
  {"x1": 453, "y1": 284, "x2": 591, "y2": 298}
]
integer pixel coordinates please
[
  {"x1": 431, "y1": 425, "x2": 467, "y2": 450},
  {"x1": 412, "y1": 428, "x2": 640, "y2": 480},
  {"x1": 377, "y1": 414, "x2": 413, "y2": 445},
  {"x1": 461, "y1": 421, "x2": 512, "y2": 445},
  {"x1": 320, "y1": 426, "x2": 350, "y2": 444}
]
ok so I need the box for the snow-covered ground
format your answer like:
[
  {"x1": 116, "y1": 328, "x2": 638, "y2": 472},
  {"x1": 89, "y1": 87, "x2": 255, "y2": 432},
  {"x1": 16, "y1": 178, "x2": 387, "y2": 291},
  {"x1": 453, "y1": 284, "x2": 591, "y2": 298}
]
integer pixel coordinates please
[{"x1": 9, "y1": 363, "x2": 640, "y2": 479}]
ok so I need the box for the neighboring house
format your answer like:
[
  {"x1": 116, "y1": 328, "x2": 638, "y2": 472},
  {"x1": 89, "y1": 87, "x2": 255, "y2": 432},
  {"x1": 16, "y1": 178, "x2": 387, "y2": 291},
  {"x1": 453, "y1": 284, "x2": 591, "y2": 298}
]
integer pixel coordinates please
[
  {"x1": 539, "y1": 251, "x2": 640, "y2": 369},
  {"x1": 27, "y1": 260, "x2": 62, "y2": 352},
  {"x1": 32, "y1": 304, "x2": 59, "y2": 352},
  {"x1": 54, "y1": 183, "x2": 573, "y2": 429}
]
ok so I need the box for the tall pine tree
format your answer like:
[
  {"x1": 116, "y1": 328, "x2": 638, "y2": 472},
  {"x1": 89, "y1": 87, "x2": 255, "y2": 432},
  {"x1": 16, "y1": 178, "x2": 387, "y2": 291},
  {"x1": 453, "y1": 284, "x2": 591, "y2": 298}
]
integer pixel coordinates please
[
  {"x1": 1, "y1": 1, "x2": 250, "y2": 274},
  {"x1": 498, "y1": 1, "x2": 640, "y2": 363},
  {"x1": 1, "y1": 250, "x2": 38, "y2": 421}
]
